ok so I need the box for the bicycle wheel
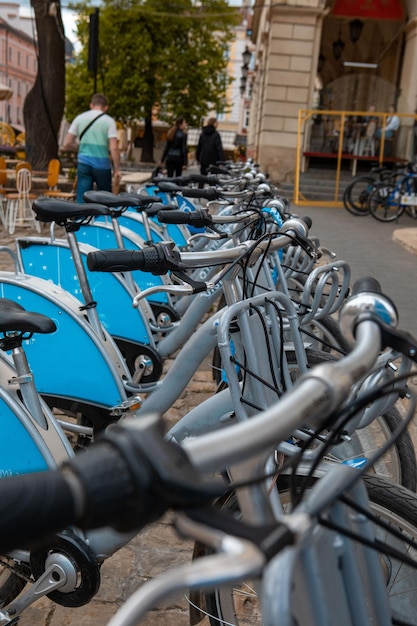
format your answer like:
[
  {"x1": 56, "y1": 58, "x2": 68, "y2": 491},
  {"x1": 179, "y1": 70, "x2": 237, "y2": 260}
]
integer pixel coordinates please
[
  {"x1": 343, "y1": 176, "x2": 375, "y2": 216},
  {"x1": 198, "y1": 475, "x2": 417, "y2": 626},
  {"x1": 300, "y1": 315, "x2": 351, "y2": 356},
  {"x1": 368, "y1": 183, "x2": 404, "y2": 222},
  {"x1": 0, "y1": 559, "x2": 30, "y2": 607},
  {"x1": 325, "y1": 406, "x2": 417, "y2": 491}
]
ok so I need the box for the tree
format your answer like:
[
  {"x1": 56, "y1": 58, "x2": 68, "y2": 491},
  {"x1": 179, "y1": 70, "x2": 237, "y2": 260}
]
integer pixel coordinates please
[
  {"x1": 66, "y1": 0, "x2": 239, "y2": 162},
  {"x1": 24, "y1": 1, "x2": 66, "y2": 170}
]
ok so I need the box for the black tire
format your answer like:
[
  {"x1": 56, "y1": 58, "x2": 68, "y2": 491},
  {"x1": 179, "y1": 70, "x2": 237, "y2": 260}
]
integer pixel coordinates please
[
  {"x1": 368, "y1": 183, "x2": 404, "y2": 222},
  {"x1": 299, "y1": 315, "x2": 351, "y2": 356},
  {"x1": 326, "y1": 405, "x2": 417, "y2": 491},
  {"x1": 0, "y1": 559, "x2": 30, "y2": 608},
  {"x1": 343, "y1": 176, "x2": 375, "y2": 216},
  {"x1": 199, "y1": 475, "x2": 417, "y2": 626}
]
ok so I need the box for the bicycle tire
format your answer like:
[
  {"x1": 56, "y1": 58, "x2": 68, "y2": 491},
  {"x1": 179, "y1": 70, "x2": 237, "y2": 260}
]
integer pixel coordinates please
[
  {"x1": 0, "y1": 560, "x2": 30, "y2": 608},
  {"x1": 325, "y1": 405, "x2": 417, "y2": 491},
  {"x1": 294, "y1": 347, "x2": 416, "y2": 490},
  {"x1": 199, "y1": 475, "x2": 417, "y2": 626},
  {"x1": 368, "y1": 183, "x2": 404, "y2": 222},
  {"x1": 299, "y1": 315, "x2": 351, "y2": 356},
  {"x1": 343, "y1": 176, "x2": 375, "y2": 216}
]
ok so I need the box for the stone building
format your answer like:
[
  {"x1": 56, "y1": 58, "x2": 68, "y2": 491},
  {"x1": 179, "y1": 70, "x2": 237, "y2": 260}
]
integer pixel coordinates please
[
  {"x1": 249, "y1": 0, "x2": 417, "y2": 182},
  {"x1": 0, "y1": 3, "x2": 37, "y2": 130}
]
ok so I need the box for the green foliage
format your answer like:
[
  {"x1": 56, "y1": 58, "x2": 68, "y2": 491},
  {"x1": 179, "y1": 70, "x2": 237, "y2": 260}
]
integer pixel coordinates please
[{"x1": 66, "y1": 0, "x2": 239, "y2": 125}]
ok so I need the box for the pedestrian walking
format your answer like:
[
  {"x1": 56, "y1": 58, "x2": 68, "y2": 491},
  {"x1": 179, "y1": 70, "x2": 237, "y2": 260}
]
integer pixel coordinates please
[
  {"x1": 196, "y1": 117, "x2": 225, "y2": 176},
  {"x1": 62, "y1": 93, "x2": 121, "y2": 203},
  {"x1": 160, "y1": 117, "x2": 188, "y2": 177}
]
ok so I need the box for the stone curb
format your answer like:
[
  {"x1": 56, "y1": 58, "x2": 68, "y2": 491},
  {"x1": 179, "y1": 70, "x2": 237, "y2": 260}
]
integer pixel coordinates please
[{"x1": 393, "y1": 228, "x2": 417, "y2": 256}]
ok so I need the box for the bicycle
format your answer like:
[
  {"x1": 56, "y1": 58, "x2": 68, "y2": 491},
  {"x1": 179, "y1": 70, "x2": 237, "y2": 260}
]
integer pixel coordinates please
[
  {"x1": 368, "y1": 165, "x2": 417, "y2": 222},
  {"x1": 1, "y1": 278, "x2": 417, "y2": 625},
  {"x1": 343, "y1": 167, "x2": 393, "y2": 216},
  {"x1": 0, "y1": 242, "x2": 412, "y2": 610},
  {"x1": 90, "y1": 243, "x2": 416, "y2": 490}
]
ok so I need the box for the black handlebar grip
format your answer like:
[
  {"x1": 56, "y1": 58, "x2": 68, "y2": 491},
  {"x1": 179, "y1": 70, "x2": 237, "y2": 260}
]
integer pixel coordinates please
[
  {"x1": 182, "y1": 188, "x2": 220, "y2": 201},
  {"x1": 87, "y1": 249, "x2": 147, "y2": 273},
  {"x1": 301, "y1": 216, "x2": 312, "y2": 230},
  {"x1": 157, "y1": 210, "x2": 194, "y2": 224},
  {"x1": 352, "y1": 276, "x2": 382, "y2": 295},
  {"x1": 189, "y1": 174, "x2": 219, "y2": 185},
  {"x1": 157, "y1": 210, "x2": 212, "y2": 228},
  {"x1": 0, "y1": 471, "x2": 75, "y2": 554}
]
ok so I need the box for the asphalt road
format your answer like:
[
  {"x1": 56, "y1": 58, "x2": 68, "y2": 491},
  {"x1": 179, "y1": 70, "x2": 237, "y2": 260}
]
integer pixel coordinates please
[{"x1": 295, "y1": 204, "x2": 417, "y2": 337}]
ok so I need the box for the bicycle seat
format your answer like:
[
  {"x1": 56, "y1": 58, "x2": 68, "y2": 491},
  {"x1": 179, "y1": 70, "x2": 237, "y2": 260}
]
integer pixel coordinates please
[
  {"x1": 0, "y1": 299, "x2": 56, "y2": 334},
  {"x1": 32, "y1": 198, "x2": 111, "y2": 223},
  {"x1": 85, "y1": 190, "x2": 161, "y2": 209}
]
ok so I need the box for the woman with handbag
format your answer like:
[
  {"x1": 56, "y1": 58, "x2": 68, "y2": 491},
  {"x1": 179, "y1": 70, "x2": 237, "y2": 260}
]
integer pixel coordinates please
[{"x1": 160, "y1": 117, "x2": 188, "y2": 177}]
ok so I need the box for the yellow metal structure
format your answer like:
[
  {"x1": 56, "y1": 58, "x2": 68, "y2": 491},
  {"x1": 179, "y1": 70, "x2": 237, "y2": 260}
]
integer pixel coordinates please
[{"x1": 294, "y1": 110, "x2": 417, "y2": 207}]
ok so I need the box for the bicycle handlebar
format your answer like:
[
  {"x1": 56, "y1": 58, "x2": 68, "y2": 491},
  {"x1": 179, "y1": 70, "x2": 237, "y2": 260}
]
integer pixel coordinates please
[
  {"x1": 87, "y1": 216, "x2": 317, "y2": 278},
  {"x1": 0, "y1": 281, "x2": 403, "y2": 554},
  {"x1": 86, "y1": 243, "x2": 185, "y2": 275},
  {"x1": 157, "y1": 209, "x2": 213, "y2": 228}
]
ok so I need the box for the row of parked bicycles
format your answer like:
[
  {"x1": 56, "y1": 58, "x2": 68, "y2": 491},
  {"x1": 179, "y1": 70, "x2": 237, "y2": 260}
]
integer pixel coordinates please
[
  {"x1": 0, "y1": 160, "x2": 416, "y2": 625},
  {"x1": 343, "y1": 160, "x2": 417, "y2": 222}
]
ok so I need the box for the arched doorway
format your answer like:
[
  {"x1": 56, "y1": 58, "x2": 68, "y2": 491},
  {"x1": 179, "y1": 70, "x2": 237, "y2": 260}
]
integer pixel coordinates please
[{"x1": 318, "y1": 0, "x2": 407, "y2": 112}]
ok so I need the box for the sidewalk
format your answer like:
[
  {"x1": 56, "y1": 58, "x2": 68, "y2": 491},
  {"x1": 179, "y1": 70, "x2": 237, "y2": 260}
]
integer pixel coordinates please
[{"x1": 393, "y1": 226, "x2": 417, "y2": 255}]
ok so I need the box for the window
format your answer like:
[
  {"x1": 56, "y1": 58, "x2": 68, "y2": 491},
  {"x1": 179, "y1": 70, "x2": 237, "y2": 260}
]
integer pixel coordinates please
[
  {"x1": 17, "y1": 82, "x2": 20, "y2": 96},
  {"x1": 8, "y1": 47, "x2": 12, "y2": 62},
  {"x1": 17, "y1": 51, "x2": 21, "y2": 66}
]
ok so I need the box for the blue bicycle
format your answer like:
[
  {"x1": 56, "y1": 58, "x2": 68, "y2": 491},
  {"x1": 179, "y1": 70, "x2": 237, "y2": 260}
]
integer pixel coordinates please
[{"x1": 368, "y1": 167, "x2": 417, "y2": 222}]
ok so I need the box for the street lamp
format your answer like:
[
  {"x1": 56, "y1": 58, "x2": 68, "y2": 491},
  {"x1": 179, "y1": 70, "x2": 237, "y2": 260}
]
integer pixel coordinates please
[
  {"x1": 333, "y1": 36, "x2": 345, "y2": 61},
  {"x1": 242, "y1": 46, "x2": 251, "y2": 66},
  {"x1": 349, "y1": 19, "x2": 364, "y2": 44},
  {"x1": 240, "y1": 46, "x2": 252, "y2": 96}
]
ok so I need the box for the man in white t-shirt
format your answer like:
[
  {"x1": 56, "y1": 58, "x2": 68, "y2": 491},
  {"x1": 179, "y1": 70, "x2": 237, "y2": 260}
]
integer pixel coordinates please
[{"x1": 63, "y1": 93, "x2": 121, "y2": 202}]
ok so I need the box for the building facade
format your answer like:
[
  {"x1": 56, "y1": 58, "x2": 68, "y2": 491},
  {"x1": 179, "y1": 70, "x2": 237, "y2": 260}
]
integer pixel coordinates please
[
  {"x1": 249, "y1": 0, "x2": 417, "y2": 182},
  {"x1": 0, "y1": 3, "x2": 37, "y2": 130}
]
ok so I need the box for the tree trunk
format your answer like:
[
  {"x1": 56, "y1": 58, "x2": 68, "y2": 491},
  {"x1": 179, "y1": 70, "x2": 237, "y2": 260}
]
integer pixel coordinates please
[
  {"x1": 141, "y1": 114, "x2": 155, "y2": 163},
  {"x1": 24, "y1": 1, "x2": 65, "y2": 170}
]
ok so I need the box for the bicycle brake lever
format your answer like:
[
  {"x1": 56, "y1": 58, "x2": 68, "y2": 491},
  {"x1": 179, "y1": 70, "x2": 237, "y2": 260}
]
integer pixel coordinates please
[
  {"x1": 353, "y1": 311, "x2": 417, "y2": 363},
  {"x1": 378, "y1": 318, "x2": 417, "y2": 363},
  {"x1": 171, "y1": 270, "x2": 210, "y2": 294},
  {"x1": 292, "y1": 232, "x2": 322, "y2": 259}
]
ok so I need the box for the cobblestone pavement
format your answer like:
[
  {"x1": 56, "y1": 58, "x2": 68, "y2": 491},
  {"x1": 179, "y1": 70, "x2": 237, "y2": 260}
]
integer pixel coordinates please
[{"x1": 2, "y1": 212, "x2": 417, "y2": 625}]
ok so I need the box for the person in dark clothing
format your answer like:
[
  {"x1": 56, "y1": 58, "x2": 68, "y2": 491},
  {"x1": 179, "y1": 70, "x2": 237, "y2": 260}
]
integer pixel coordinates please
[
  {"x1": 196, "y1": 117, "x2": 225, "y2": 176},
  {"x1": 160, "y1": 117, "x2": 188, "y2": 177}
]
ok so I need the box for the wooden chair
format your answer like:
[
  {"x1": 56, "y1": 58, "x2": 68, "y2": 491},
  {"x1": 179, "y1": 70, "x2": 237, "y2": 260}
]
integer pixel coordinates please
[
  {"x1": 4, "y1": 162, "x2": 39, "y2": 234},
  {"x1": 0, "y1": 156, "x2": 15, "y2": 228},
  {"x1": 41, "y1": 158, "x2": 76, "y2": 201}
]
